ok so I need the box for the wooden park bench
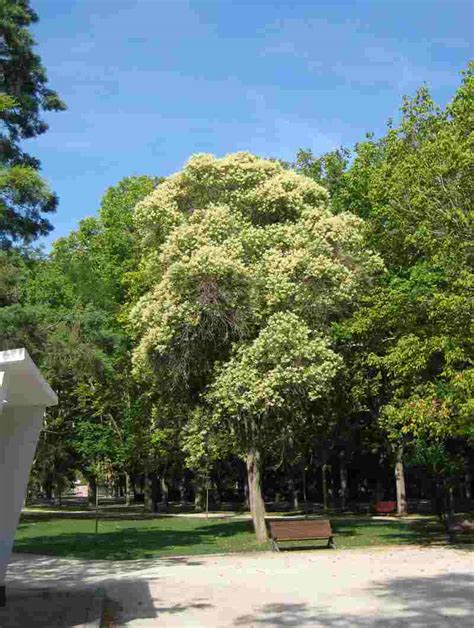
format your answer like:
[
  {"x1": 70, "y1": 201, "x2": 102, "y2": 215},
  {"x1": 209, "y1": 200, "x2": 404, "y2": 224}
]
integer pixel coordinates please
[
  {"x1": 373, "y1": 501, "x2": 396, "y2": 515},
  {"x1": 448, "y1": 519, "x2": 474, "y2": 544},
  {"x1": 267, "y1": 518, "x2": 336, "y2": 552}
]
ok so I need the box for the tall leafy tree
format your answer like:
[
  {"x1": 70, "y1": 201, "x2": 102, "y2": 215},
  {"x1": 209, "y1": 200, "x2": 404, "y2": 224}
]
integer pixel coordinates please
[
  {"x1": 293, "y1": 64, "x2": 473, "y2": 514},
  {"x1": 132, "y1": 152, "x2": 382, "y2": 539},
  {"x1": 5, "y1": 176, "x2": 159, "y2": 501},
  {"x1": 0, "y1": 0, "x2": 65, "y2": 247},
  {"x1": 331, "y1": 65, "x2": 472, "y2": 513}
]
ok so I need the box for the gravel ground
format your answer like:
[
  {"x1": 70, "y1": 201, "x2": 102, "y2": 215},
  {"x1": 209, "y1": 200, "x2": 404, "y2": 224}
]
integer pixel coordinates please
[{"x1": 3, "y1": 546, "x2": 473, "y2": 627}]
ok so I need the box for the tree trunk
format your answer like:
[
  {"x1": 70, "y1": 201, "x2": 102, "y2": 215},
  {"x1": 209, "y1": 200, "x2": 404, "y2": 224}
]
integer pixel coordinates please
[
  {"x1": 292, "y1": 486, "x2": 299, "y2": 510},
  {"x1": 88, "y1": 477, "x2": 97, "y2": 507},
  {"x1": 375, "y1": 480, "x2": 384, "y2": 502},
  {"x1": 244, "y1": 478, "x2": 250, "y2": 511},
  {"x1": 56, "y1": 479, "x2": 62, "y2": 507},
  {"x1": 246, "y1": 448, "x2": 267, "y2": 542},
  {"x1": 125, "y1": 472, "x2": 132, "y2": 507},
  {"x1": 144, "y1": 473, "x2": 158, "y2": 512},
  {"x1": 395, "y1": 445, "x2": 407, "y2": 515},
  {"x1": 194, "y1": 476, "x2": 205, "y2": 511},
  {"x1": 447, "y1": 483, "x2": 455, "y2": 516},
  {"x1": 434, "y1": 482, "x2": 444, "y2": 520},
  {"x1": 95, "y1": 479, "x2": 100, "y2": 535},
  {"x1": 160, "y1": 477, "x2": 169, "y2": 508},
  {"x1": 179, "y1": 475, "x2": 187, "y2": 506},
  {"x1": 45, "y1": 480, "x2": 53, "y2": 501},
  {"x1": 302, "y1": 469, "x2": 309, "y2": 517},
  {"x1": 339, "y1": 450, "x2": 348, "y2": 510},
  {"x1": 464, "y1": 466, "x2": 472, "y2": 500},
  {"x1": 322, "y1": 461, "x2": 328, "y2": 512},
  {"x1": 288, "y1": 476, "x2": 299, "y2": 510}
]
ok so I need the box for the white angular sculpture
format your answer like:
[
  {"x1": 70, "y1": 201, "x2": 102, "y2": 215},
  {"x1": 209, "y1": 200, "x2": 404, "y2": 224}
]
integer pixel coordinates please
[{"x1": 0, "y1": 349, "x2": 58, "y2": 606}]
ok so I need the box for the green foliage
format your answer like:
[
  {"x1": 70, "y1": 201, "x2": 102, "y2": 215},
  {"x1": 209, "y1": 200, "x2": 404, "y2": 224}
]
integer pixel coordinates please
[
  {"x1": 0, "y1": 163, "x2": 58, "y2": 246},
  {"x1": 294, "y1": 146, "x2": 350, "y2": 213},
  {"x1": 408, "y1": 441, "x2": 465, "y2": 479},
  {"x1": 2, "y1": 176, "x2": 160, "y2": 493},
  {"x1": 290, "y1": 65, "x2": 473, "y2": 496},
  {"x1": 209, "y1": 312, "x2": 342, "y2": 452},
  {"x1": 4, "y1": 58, "x2": 472, "y2": 509},
  {"x1": 0, "y1": 0, "x2": 65, "y2": 247},
  {"x1": 181, "y1": 406, "x2": 230, "y2": 473},
  {"x1": 0, "y1": 0, "x2": 65, "y2": 155},
  {"x1": 132, "y1": 152, "x2": 382, "y2": 478},
  {"x1": 335, "y1": 64, "x2": 473, "y2": 459}
]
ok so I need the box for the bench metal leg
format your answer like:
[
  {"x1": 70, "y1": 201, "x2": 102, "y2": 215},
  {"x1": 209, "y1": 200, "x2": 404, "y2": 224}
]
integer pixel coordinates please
[
  {"x1": 328, "y1": 536, "x2": 336, "y2": 549},
  {"x1": 271, "y1": 538, "x2": 280, "y2": 552}
]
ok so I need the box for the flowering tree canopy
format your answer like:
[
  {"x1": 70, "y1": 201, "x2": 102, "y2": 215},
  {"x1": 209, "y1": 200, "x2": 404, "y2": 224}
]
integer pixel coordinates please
[{"x1": 131, "y1": 152, "x2": 382, "y2": 539}]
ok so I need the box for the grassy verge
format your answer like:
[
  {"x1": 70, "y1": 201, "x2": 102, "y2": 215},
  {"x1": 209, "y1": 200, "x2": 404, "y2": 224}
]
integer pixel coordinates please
[
  {"x1": 13, "y1": 513, "x2": 462, "y2": 561},
  {"x1": 15, "y1": 515, "x2": 263, "y2": 560}
]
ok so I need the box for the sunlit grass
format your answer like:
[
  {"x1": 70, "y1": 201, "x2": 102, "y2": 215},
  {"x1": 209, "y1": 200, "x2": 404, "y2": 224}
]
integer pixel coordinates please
[{"x1": 13, "y1": 513, "x2": 455, "y2": 561}]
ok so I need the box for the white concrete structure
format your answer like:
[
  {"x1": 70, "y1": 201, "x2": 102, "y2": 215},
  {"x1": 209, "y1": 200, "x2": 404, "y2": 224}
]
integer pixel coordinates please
[{"x1": 0, "y1": 349, "x2": 57, "y2": 605}]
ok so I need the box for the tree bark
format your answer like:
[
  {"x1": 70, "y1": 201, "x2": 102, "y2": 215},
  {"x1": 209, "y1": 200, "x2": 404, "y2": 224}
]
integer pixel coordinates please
[
  {"x1": 288, "y1": 476, "x2": 299, "y2": 510},
  {"x1": 88, "y1": 477, "x2": 97, "y2": 507},
  {"x1": 464, "y1": 466, "x2": 472, "y2": 500},
  {"x1": 339, "y1": 450, "x2": 348, "y2": 510},
  {"x1": 246, "y1": 448, "x2": 267, "y2": 542},
  {"x1": 322, "y1": 459, "x2": 328, "y2": 512},
  {"x1": 125, "y1": 472, "x2": 132, "y2": 507},
  {"x1": 144, "y1": 473, "x2": 158, "y2": 512},
  {"x1": 244, "y1": 478, "x2": 250, "y2": 511},
  {"x1": 160, "y1": 476, "x2": 169, "y2": 508},
  {"x1": 56, "y1": 479, "x2": 62, "y2": 507},
  {"x1": 179, "y1": 475, "x2": 187, "y2": 506},
  {"x1": 395, "y1": 445, "x2": 407, "y2": 515},
  {"x1": 43, "y1": 481, "x2": 53, "y2": 501},
  {"x1": 302, "y1": 469, "x2": 309, "y2": 517},
  {"x1": 375, "y1": 480, "x2": 384, "y2": 502},
  {"x1": 194, "y1": 476, "x2": 205, "y2": 511},
  {"x1": 448, "y1": 484, "x2": 454, "y2": 516}
]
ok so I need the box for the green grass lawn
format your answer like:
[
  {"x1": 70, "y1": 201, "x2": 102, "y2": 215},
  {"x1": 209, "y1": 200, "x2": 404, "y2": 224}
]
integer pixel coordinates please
[
  {"x1": 13, "y1": 513, "x2": 454, "y2": 561},
  {"x1": 15, "y1": 515, "x2": 263, "y2": 560}
]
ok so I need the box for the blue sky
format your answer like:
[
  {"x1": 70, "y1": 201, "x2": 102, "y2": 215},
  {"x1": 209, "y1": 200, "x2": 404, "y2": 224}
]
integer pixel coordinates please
[{"x1": 30, "y1": 0, "x2": 472, "y2": 247}]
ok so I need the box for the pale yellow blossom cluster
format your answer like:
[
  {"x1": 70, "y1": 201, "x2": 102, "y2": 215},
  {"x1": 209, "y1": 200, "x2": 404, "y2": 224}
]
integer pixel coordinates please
[
  {"x1": 209, "y1": 311, "x2": 343, "y2": 417},
  {"x1": 131, "y1": 152, "x2": 382, "y2": 394}
]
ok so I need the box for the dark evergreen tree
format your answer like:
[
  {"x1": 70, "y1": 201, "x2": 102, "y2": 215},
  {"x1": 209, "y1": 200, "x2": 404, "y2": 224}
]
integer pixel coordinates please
[{"x1": 0, "y1": 0, "x2": 65, "y2": 247}]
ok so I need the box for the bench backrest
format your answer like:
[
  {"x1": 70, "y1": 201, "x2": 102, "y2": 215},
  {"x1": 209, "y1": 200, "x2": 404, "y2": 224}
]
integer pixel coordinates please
[
  {"x1": 374, "y1": 501, "x2": 396, "y2": 513},
  {"x1": 267, "y1": 518, "x2": 332, "y2": 541}
]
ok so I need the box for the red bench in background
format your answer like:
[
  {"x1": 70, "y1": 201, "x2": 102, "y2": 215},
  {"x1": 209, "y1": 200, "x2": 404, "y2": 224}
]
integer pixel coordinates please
[{"x1": 374, "y1": 501, "x2": 396, "y2": 515}]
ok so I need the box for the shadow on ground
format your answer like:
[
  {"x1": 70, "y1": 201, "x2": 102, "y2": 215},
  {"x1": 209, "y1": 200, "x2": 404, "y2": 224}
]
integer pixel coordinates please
[
  {"x1": 103, "y1": 581, "x2": 213, "y2": 626},
  {"x1": 7, "y1": 552, "x2": 204, "y2": 586},
  {"x1": 0, "y1": 587, "x2": 104, "y2": 628},
  {"x1": 5, "y1": 553, "x2": 473, "y2": 626},
  {"x1": 233, "y1": 572, "x2": 474, "y2": 627},
  {"x1": 4, "y1": 555, "x2": 209, "y2": 627}
]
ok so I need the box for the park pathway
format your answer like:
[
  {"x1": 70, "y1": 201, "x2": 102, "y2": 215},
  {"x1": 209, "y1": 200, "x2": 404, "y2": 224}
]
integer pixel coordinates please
[{"x1": 1, "y1": 546, "x2": 473, "y2": 626}]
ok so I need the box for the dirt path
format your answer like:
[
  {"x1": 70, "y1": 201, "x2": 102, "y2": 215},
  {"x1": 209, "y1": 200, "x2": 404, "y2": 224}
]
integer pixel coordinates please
[{"x1": 4, "y1": 546, "x2": 474, "y2": 626}]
